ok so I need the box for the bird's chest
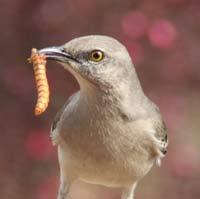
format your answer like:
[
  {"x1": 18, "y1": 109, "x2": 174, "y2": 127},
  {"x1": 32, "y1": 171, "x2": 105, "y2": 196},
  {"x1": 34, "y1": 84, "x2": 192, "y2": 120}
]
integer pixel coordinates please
[
  {"x1": 58, "y1": 100, "x2": 117, "y2": 154},
  {"x1": 57, "y1": 109, "x2": 155, "y2": 186},
  {"x1": 58, "y1": 114, "x2": 120, "y2": 176},
  {"x1": 59, "y1": 112, "x2": 113, "y2": 158}
]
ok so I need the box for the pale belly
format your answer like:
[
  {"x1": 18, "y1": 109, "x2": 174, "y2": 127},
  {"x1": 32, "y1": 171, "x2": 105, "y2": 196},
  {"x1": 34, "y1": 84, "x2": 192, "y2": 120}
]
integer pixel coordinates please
[{"x1": 57, "y1": 142, "x2": 154, "y2": 187}]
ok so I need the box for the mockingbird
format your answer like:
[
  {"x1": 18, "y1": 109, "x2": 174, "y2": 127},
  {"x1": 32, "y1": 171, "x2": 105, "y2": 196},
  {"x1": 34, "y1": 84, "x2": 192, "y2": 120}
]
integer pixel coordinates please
[{"x1": 39, "y1": 35, "x2": 168, "y2": 199}]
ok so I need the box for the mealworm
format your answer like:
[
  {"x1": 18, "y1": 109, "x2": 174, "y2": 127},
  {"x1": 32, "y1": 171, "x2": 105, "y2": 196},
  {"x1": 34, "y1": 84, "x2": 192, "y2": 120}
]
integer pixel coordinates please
[{"x1": 28, "y1": 48, "x2": 49, "y2": 116}]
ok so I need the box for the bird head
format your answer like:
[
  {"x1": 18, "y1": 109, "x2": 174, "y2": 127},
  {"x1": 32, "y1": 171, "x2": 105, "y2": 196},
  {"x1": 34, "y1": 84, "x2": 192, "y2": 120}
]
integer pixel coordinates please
[{"x1": 39, "y1": 35, "x2": 140, "y2": 92}]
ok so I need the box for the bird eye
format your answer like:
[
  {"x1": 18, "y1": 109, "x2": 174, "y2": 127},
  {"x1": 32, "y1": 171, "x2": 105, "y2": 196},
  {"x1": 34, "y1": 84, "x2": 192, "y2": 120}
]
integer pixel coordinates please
[{"x1": 89, "y1": 50, "x2": 104, "y2": 62}]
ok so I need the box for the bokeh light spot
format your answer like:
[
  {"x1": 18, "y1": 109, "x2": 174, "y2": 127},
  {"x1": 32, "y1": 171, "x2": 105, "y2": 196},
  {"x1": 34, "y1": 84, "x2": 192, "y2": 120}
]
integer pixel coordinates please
[
  {"x1": 148, "y1": 19, "x2": 177, "y2": 49},
  {"x1": 121, "y1": 11, "x2": 148, "y2": 39}
]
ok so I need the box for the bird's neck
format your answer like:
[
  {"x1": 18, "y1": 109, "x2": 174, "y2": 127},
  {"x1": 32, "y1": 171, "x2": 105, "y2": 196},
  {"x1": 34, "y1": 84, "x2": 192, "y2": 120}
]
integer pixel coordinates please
[{"x1": 78, "y1": 75, "x2": 149, "y2": 120}]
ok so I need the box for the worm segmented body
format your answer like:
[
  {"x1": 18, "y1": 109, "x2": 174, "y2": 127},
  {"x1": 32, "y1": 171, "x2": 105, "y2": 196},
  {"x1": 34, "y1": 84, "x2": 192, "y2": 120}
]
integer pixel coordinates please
[{"x1": 29, "y1": 48, "x2": 49, "y2": 115}]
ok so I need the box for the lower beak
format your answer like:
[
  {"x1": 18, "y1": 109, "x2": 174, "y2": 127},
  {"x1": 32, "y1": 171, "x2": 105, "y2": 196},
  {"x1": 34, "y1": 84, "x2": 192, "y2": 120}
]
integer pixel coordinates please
[{"x1": 39, "y1": 46, "x2": 79, "y2": 63}]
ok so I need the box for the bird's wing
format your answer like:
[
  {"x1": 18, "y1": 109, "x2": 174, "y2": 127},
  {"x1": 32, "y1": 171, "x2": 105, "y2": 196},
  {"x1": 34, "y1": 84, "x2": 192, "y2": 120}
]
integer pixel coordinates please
[
  {"x1": 152, "y1": 120, "x2": 168, "y2": 166},
  {"x1": 132, "y1": 101, "x2": 168, "y2": 166},
  {"x1": 50, "y1": 92, "x2": 78, "y2": 145},
  {"x1": 154, "y1": 120, "x2": 168, "y2": 155}
]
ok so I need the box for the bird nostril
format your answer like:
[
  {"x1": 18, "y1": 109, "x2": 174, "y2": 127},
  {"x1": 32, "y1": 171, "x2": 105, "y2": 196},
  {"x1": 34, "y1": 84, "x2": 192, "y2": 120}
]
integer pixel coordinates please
[{"x1": 58, "y1": 46, "x2": 65, "y2": 53}]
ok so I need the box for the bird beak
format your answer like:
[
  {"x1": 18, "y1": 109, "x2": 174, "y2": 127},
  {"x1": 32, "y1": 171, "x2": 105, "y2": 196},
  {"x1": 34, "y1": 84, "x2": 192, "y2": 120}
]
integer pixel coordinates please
[{"x1": 38, "y1": 46, "x2": 79, "y2": 63}]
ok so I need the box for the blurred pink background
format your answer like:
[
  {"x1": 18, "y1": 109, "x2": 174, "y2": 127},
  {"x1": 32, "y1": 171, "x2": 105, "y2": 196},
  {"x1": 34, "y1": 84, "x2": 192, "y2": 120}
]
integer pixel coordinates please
[{"x1": 1, "y1": 0, "x2": 200, "y2": 198}]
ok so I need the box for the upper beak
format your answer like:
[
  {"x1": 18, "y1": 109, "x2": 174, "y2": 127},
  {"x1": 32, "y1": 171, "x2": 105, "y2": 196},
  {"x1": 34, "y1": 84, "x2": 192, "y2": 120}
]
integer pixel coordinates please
[{"x1": 38, "y1": 46, "x2": 79, "y2": 63}]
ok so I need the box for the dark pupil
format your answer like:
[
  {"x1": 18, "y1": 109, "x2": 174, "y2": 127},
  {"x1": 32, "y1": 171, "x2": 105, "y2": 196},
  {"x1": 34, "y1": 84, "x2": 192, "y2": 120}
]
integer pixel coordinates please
[{"x1": 93, "y1": 52, "x2": 100, "y2": 59}]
